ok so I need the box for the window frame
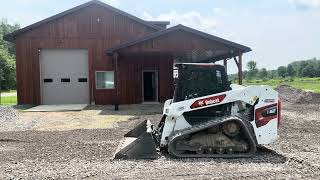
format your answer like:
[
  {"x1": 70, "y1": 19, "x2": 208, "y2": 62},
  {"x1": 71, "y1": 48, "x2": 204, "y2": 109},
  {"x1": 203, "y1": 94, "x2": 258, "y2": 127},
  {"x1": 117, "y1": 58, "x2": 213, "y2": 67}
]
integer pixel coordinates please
[{"x1": 95, "y1": 71, "x2": 115, "y2": 90}]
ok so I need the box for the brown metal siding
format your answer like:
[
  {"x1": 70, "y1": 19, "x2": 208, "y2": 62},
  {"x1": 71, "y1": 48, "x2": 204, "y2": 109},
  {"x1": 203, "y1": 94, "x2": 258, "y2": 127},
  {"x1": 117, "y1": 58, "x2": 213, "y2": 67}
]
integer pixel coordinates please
[
  {"x1": 94, "y1": 53, "x2": 174, "y2": 105},
  {"x1": 14, "y1": 4, "x2": 170, "y2": 105},
  {"x1": 114, "y1": 54, "x2": 174, "y2": 104},
  {"x1": 120, "y1": 30, "x2": 234, "y2": 53}
]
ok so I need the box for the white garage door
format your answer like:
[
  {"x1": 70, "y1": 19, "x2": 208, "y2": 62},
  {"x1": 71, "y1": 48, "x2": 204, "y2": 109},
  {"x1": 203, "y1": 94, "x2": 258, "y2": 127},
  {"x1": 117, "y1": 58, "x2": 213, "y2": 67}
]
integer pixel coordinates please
[{"x1": 40, "y1": 49, "x2": 89, "y2": 105}]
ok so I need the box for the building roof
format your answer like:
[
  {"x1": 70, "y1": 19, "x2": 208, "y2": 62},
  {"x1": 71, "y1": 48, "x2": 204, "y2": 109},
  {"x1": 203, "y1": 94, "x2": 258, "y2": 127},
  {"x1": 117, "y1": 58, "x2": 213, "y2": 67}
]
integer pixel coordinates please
[
  {"x1": 3, "y1": 0, "x2": 163, "y2": 42},
  {"x1": 147, "y1": 21, "x2": 170, "y2": 29},
  {"x1": 106, "y1": 24, "x2": 252, "y2": 54},
  {"x1": 147, "y1": 21, "x2": 170, "y2": 26}
]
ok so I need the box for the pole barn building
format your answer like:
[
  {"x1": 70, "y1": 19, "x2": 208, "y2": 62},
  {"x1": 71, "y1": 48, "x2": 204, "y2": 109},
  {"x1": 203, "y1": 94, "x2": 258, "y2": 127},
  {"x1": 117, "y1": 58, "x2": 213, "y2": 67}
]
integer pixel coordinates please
[{"x1": 4, "y1": 0, "x2": 251, "y2": 105}]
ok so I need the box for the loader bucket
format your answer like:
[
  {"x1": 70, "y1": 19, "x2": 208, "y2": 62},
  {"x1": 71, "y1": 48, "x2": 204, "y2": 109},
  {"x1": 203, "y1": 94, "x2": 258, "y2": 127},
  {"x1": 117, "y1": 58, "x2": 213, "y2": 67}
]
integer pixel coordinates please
[
  {"x1": 114, "y1": 120, "x2": 159, "y2": 159},
  {"x1": 124, "y1": 120, "x2": 149, "y2": 137}
]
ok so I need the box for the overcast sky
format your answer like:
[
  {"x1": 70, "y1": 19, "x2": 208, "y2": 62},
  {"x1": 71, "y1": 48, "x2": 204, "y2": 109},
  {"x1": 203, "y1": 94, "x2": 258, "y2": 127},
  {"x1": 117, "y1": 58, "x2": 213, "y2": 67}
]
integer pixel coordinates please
[{"x1": 1, "y1": 0, "x2": 319, "y2": 73}]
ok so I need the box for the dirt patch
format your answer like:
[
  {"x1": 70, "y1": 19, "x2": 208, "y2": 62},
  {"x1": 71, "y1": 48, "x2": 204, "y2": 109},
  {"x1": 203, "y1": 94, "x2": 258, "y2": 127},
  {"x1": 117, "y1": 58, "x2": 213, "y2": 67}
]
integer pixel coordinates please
[
  {"x1": 276, "y1": 85, "x2": 320, "y2": 104},
  {"x1": 0, "y1": 104, "x2": 163, "y2": 132}
]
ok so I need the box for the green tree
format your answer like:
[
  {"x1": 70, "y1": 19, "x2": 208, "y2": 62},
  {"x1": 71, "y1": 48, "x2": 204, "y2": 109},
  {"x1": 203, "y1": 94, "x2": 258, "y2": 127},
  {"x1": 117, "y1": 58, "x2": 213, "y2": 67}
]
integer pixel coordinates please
[
  {"x1": 0, "y1": 19, "x2": 20, "y2": 55},
  {"x1": 0, "y1": 19, "x2": 19, "y2": 90},
  {"x1": 287, "y1": 64, "x2": 295, "y2": 77},
  {"x1": 246, "y1": 61, "x2": 258, "y2": 79},
  {"x1": 277, "y1": 66, "x2": 287, "y2": 78},
  {"x1": 0, "y1": 49, "x2": 16, "y2": 90},
  {"x1": 267, "y1": 70, "x2": 277, "y2": 79},
  {"x1": 297, "y1": 61, "x2": 308, "y2": 77},
  {"x1": 314, "y1": 62, "x2": 320, "y2": 77},
  {"x1": 301, "y1": 64, "x2": 316, "y2": 77},
  {"x1": 258, "y1": 68, "x2": 268, "y2": 79}
]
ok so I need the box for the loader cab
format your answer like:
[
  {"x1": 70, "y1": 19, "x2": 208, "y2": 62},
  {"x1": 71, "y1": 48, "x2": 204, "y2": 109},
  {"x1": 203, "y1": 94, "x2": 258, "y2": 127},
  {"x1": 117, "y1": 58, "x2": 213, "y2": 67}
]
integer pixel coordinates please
[{"x1": 173, "y1": 63, "x2": 231, "y2": 102}]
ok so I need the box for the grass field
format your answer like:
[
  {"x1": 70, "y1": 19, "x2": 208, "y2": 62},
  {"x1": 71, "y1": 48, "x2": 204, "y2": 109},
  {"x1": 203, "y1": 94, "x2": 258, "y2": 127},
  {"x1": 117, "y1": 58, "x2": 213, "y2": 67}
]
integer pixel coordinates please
[
  {"x1": 244, "y1": 77, "x2": 320, "y2": 93},
  {"x1": 0, "y1": 90, "x2": 17, "y2": 105}
]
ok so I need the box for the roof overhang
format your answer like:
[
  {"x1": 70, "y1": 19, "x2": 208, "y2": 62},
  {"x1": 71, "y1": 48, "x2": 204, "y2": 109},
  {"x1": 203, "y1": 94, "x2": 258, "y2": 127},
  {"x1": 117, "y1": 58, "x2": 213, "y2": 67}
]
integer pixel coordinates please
[
  {"x1": 147, "y1": 21, "x2": 170, "y2": 25},
  {"x1": 106, "y1": 25, "x2": 252, "y2": 62}
]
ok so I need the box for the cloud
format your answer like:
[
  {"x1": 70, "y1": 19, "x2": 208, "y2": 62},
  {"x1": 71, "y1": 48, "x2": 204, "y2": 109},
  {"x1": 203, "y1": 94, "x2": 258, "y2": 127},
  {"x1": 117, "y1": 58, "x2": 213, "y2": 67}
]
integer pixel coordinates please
[
  {"x1": 142, "y1": 11, "x2": 218, "y2": 35},
  {"x1": 288, "y1": 0, "x2": 320, "y2": 9}
]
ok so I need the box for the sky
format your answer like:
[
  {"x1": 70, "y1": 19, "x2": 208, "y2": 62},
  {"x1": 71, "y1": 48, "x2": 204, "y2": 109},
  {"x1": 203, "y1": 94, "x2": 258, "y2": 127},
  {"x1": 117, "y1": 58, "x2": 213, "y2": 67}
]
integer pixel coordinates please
[{"x1": 1, "y1": 0, "x2": 320, "y2": 73}]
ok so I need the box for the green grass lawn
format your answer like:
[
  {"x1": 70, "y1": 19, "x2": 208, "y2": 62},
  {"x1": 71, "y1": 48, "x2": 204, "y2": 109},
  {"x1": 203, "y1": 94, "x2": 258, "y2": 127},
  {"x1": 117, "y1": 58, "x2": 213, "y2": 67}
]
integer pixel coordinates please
[
  {"x1": 244, "y1": 78, "x2": 320, "y2": 93},
  {"x1": 0, "y1": 90, "x2": 17, "y2": 105}
]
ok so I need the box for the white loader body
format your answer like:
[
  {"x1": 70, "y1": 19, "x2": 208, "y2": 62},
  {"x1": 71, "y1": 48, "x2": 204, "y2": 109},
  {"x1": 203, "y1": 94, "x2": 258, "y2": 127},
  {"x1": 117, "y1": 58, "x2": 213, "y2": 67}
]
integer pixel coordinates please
[{"x1": 161, "y1": 84, "x2": 280, "y2": 147}]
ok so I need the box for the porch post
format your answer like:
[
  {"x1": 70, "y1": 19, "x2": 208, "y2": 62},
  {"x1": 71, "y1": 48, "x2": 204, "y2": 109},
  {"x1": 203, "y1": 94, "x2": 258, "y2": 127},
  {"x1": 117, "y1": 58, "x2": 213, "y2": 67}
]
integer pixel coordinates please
[
  {"x1": 113, "y1": 52, "x2": 119, "y2": 110},
  {"x1": 223, "y1": 59, "x2": 228, "y2": 72},
  {"x1": 238, "y1": 53, "x2": 243, "y2": 85}
]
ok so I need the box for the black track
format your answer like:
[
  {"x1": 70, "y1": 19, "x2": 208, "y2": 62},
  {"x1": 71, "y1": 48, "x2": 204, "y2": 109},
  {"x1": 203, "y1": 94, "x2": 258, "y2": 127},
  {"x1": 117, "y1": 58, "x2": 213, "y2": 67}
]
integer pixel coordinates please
[{"x1": 167, "y1": 116, "x2": 257, "y2": 158}]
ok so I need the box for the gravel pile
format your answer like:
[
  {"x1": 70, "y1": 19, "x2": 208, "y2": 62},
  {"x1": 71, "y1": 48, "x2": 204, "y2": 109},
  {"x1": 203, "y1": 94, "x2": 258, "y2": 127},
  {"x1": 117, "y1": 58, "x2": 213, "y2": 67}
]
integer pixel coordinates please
[
  {"x1": 0, "y1": 106, "x2": 18, "y2": 122},
  {"x1": 276, "y1": 85, "x2": 320, "y2": 104}
]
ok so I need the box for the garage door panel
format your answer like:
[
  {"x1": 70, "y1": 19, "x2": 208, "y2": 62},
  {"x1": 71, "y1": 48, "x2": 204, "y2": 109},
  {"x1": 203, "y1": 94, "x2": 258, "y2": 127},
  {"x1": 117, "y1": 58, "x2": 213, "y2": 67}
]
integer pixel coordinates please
[{"x1": 40, "y1": 49, "x2": 89, "y2": 105}]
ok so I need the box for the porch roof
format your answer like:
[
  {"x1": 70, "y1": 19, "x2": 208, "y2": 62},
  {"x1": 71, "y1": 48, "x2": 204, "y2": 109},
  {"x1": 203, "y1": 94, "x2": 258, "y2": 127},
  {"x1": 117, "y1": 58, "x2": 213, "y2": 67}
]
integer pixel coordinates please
[{"x1": 106, "y1": 24, "x2": 252, "y2": 62}]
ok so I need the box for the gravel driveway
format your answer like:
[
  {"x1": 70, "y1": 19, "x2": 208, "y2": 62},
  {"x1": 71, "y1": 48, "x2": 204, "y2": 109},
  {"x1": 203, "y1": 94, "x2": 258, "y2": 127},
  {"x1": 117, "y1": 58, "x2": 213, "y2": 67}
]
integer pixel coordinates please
[
  {"x1": 0, "y1": 104, "x2": 162, "y2": 132},
  {"x1": 1, "y1": 89, "x2": 320, "y2": 179}
]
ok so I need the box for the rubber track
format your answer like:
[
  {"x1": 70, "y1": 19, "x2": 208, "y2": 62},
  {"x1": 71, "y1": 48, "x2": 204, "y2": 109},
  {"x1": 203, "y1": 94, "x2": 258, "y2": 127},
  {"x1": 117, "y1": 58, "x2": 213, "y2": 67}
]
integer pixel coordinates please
[{"x1": 168, "y1": 116, "x2": 257, "y2": 158}]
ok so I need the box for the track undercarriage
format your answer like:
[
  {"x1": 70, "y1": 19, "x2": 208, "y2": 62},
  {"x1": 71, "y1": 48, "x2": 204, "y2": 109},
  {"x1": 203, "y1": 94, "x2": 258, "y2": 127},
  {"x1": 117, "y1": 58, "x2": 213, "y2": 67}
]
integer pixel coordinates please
[
  {"x1": 114, "y1": 116, "x2": 257, "y2": 159},
  {"x1": 167, "y1": 117, "x2": 257, "y2": 158}
]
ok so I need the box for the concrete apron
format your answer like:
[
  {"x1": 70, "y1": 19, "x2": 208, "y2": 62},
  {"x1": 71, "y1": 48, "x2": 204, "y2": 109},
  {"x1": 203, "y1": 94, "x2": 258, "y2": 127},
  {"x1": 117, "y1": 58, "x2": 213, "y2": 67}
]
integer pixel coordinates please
[{"x1": 24, "y1": 104, "x2": 88, "y2": 112}]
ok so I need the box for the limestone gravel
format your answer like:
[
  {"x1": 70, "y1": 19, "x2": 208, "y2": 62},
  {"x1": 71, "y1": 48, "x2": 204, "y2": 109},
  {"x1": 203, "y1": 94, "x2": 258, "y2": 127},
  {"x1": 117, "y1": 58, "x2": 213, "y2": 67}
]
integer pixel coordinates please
[
  {"x1": 0, "y1": 106, "x2": 18, "y2": 122},
  {"x1": 1, "y1": 87, "x2": 320, "y2": 179}
]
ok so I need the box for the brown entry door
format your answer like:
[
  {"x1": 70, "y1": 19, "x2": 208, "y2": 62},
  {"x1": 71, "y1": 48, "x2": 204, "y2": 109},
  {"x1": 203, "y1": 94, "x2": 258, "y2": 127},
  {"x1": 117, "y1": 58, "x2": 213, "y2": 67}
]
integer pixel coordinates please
[{"x1": 143, "y1": 71, "x2": 158, "y2": 102}]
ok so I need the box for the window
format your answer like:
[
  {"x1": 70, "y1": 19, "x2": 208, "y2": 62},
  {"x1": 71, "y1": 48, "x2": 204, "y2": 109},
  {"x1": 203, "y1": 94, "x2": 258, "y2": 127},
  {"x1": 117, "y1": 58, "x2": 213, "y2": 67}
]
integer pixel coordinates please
[
  {"x1": 96, "y1": 71, "x2": 115, "y2": 89},
  {"x1": 78, "y1": 78, "x2": 88, "y2": 83},
  {"x1": 61, "y1": 78, "x2": 71, "y2": 83},
  {"x1": 44, "y1": 79, "x2": 53, "y2": 83}
]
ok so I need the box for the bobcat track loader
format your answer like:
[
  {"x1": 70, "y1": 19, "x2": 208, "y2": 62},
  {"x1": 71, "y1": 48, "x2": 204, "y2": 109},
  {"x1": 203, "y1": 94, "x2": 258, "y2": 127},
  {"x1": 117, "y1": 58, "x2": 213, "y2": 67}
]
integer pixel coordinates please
[{"x1": 114, "y1": 63, "x2": 281, "y2": 159}]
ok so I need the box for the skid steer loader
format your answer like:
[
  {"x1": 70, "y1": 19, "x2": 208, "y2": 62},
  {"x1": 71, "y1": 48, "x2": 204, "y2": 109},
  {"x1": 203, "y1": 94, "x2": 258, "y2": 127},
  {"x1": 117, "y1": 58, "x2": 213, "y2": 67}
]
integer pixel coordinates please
[{"x1": 114, "y1": 63, "x2": 281, "y2": 159}]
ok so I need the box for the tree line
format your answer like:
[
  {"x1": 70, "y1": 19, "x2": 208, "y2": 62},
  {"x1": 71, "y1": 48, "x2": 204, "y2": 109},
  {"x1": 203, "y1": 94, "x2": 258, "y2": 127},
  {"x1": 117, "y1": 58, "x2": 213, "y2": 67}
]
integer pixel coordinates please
[
  {"x1": 233, "y1": 58, "x2": 320, "y2": 81},
  {"x1": 0, "y1": 19, "x2": 19, "y2": 90}
]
